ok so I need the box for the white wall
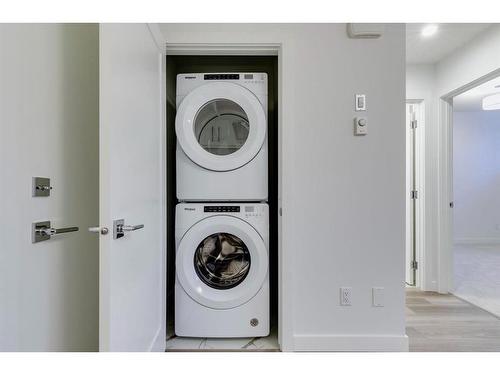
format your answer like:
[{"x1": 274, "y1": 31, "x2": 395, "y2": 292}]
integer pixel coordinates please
[
  {"x1": 453, "y1": 111, "x2": 500, "y2": 243},
  {"x1": 160, "y1": 24, "x2": 407, "y2": 351},
  {"x1": 0, "y1": 24, "x2": 99, "y2": 351}
]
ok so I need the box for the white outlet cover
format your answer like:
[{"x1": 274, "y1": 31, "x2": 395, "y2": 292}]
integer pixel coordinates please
[{"x1": 340, "y1": 287, "x2": 352, "y2": 306}]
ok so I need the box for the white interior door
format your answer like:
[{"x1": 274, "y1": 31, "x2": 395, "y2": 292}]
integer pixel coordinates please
[
  {"x1": 405, "y1": 103, "x2": 417, "y2": 286},
  {"x1": 99, "y1": 24, "x2": 166, "y2": 351}
]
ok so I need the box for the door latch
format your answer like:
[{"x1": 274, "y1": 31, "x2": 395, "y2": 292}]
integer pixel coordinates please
[{"x1": 88, "y1": 226, "x2": 109, "y2": 235}]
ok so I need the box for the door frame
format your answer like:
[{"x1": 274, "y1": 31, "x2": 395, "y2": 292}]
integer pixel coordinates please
[
  {"x1": 163, "y1": 40, "x2": 289, "y2": 350},
  {"x1": 405, "y1": 100, "x2": 425, "y2": 288},
  {"x1": 437, "y1": 67, "x2": 500, "y2": 293}
]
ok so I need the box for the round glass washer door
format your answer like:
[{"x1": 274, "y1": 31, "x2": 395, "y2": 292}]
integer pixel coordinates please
[
  {"x1": 175, "y1": 82, "x2": 266, "y2": 172},
  {"x1": 176, "y1": 215, "x2": 268, "y2": 310},
  {"x1": 194, "y1": 232, "x2": 251, "y2": 290}
]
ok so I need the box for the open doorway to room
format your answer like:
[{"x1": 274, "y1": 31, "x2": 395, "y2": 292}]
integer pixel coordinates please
[{"x1": 450, "y1": 76, "x2": 500, "y2": 317}]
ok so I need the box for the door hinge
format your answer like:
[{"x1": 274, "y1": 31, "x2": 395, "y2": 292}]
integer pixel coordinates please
[
  {"x1": 411, "y1": 190, "x2": 418, "y2": 199},
  {"x1": 410, "y1": 120, "x2": 418, "y2": 129},
  {"x1": 411, "y1": 260, "x2": 418, "y2": 270}
]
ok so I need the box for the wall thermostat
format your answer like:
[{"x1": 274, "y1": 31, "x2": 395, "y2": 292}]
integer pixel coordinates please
[
  {"x1": 354, "y1": 117, "x2": 368, "y2": 135},
  {"x1": 355, "y1": 94, "x2": 366, "y2": 111}
]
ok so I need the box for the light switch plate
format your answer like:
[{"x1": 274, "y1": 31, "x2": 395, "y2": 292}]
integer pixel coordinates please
[
  {"x1": 355, "y1": 94, "x2": 366, "y2": 111},
  {"x1": 372, "y1": 287, "x2": 384, "y2": 307}
]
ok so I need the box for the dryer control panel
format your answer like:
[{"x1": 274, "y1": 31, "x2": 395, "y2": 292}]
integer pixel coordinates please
[
  {"x1": 177, "y1": 73, "x2": 268, "y2": 104},
  {"x1": 202, "y1": 73, "x2": 266, "y2": 82},
  {"x1": 204, "y1": 74, "x2": 240, "y2": 80}
]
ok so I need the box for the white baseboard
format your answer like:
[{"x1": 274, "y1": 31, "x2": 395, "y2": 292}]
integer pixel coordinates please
[
  {"x1": 454, "y1": 237, "x2": 500, "y2": 246},
  {"x1": 291, "y1": 334, "x2": 409, "y2": 352}
]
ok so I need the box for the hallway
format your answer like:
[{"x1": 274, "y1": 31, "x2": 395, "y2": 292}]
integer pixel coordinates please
[{"x1": 406, "y1": 289, "x2": 500, "y2": 351}]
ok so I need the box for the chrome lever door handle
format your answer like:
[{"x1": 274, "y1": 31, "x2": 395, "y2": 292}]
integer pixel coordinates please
[
  {"x1": 113, "y1": 219, "x2": 144, "y2": 239},
  {"x1": 121, "y1": 224, "x2": 144, "y2": 231},
  {"x1": 50, "y1": 226, "x2": 79, "y2": 234},
  {"x1": 38, "y1": 227, "x2": 79, "y2": 236},
  {"x1": 32, "y1": 221, "x2": 79, "y2": 243}
]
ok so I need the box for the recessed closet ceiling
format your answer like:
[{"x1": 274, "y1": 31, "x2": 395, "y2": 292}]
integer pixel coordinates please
[
  {"x1": 454, "y1": 75, "x2": 500, "y2": 112},
  {"x1": 406, "y1": 23, "x2": 492, "y2": 64}
]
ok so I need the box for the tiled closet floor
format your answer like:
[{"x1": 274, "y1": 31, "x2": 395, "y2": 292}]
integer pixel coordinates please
[{"x1": 166, "y1": 327, "x2": 280, "y2": 351}]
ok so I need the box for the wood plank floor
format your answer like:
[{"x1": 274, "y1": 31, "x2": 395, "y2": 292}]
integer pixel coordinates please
[{"x1": 406, "y1": 288, "x2": 500, "y2": 351}]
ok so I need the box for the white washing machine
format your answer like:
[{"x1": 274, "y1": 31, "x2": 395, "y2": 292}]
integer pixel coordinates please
[
  {"x1": 175, "y1": 73, "x2": 268, "y2": 201},
  {"x1": 175, "y1": 203, "x2": 269, "y2": 338}
]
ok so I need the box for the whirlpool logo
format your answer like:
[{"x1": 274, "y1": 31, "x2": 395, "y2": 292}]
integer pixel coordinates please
[{"x1": 184, "y1": 207, "x2": 196, "y2": 211}]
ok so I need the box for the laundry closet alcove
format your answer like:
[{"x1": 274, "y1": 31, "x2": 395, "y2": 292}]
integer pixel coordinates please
[{"x1": 164, "y1": 50, "x2": 282, "y2": 351}]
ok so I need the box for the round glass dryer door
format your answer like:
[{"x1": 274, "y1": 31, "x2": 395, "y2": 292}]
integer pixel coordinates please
[
  {"x1": 175, "y1": 82, "x2": 266, "y2": 171},
  {"x1": 176, "y1": 215, "x2": 268, "y2": 310},
  {"x1": 195, "y1": 100, "x2": 250, "y2": 156},
  {"x1": 194, "y1": 232, "x2": 251, "y2": 289}
]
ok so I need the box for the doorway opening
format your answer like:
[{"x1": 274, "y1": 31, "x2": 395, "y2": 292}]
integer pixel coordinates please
[
  {"x1": 165, "y1": 54, "x2": 280, "y2": 351},
  {"x1": 445, "y1": 74, "x2": 500, "y2": 317}
]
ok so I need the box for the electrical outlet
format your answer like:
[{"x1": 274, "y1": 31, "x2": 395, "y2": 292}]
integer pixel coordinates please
[
  {"x1": 340, "y1": 287, "x2": 352, "y2": 306},
  {"x1": 372, "y1": 287, "x2": 384, "y2": 307}
]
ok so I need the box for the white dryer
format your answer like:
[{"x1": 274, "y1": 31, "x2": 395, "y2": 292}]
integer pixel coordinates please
[
  {"x1": 175, "y1": 203, "x2": 269, "y2": 338},
  {"x1": 175, "y1": 73, "x2": 268, "y2": 201}
]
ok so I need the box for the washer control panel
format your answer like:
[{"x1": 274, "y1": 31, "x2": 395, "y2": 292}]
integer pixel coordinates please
[
  {"x1": 204, "y1": 205, "x2": 240, "y2": 213},
  {"x1": 244, "y1": 205, "x2": 265, "y2": 217},
  {"x1": 202, "y1": 205, "x2": 265, "y2": 216}
]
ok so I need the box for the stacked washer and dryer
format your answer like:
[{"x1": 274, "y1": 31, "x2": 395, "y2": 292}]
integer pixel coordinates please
[{"x1": 174, "y1": 73, "x2": 270, "y2": 337}]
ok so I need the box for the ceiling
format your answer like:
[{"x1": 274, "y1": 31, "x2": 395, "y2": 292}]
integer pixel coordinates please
[
  {"x1": 454, "y1": 75, "x2": 500, "y2": 112},
  {"x1": 406, "y1": 23, "x2": 492, "y2": 64}
]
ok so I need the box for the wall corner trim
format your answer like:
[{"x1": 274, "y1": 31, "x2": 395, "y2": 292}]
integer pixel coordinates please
[{"x1": 290, "y1": 334, "x2": 409, "y2": 352}]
